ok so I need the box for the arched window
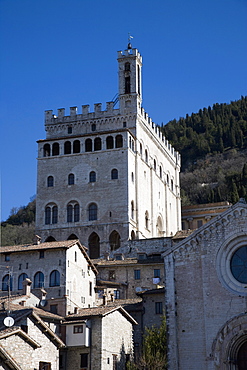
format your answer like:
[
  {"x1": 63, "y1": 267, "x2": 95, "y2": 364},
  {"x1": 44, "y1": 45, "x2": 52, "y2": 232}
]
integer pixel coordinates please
[
  {"x1": 85, "y1": 138, "x2": 92, "y2": 152},
  {"x1": 47, "y1": 176, "x2": 54, "y2": 187},
  {"x1": 156, "y1": 216, "x2": 164, "y2": 237},
  {"x1": 145, "y1": 149, "x2": 148, "y2": 163},
  {"x1": 67, "y1": 203, "x2": 80, "y2": 223},
  {"x1": 34, "y1": 271, "x2": 44, "y2": 288},
  {"x1": 88, "y1": 203, "x2": 97, "y2": 221},
  {"x1": 145, "y1": 211, "x2": 149, "y2": 229},
  {"x1": 111, "y1": 169, "x2": 118, "y2": 180},
  {"x1": 167, "y1": 174, "x2": 169, "y2": 186},
  {"x1": 159, "y1": 166, "x2": 162, "y2": 179},
  {"x1": 131, "y1": 139, "x2": 134, "y2": 151},
  {"x1": 73, "y1": 140, "x2": 80, "y2": 154},
  {"x1": 67, "y1": 204, "x2": 73, "y2": 223},
  {"x1": 125, "y1": 62, "x2": 130, "y2": 71},
  {"x1": 64, "y1": 141, "x2": 71, "y2": 154},
  {"x1": 18, "y1": 273, "x2": 28, "y2": 290},
  {"x1": 45, "y1": 204, "x2": 58, "y2": 224},
  {"x1": 52, "y1": 142, "x2": 59, "y2": 156},
  {"x1": 45, "y1": 206, "x2": 51, "y2": 225},
  {"x1": 106, "y1": 136, "x2": 114, "y2": 149},
  {"x1": 154, "y1": 159, "x2": 157, "y2": 171},
  {"x1": 171, "y1": 179, "x2": 174, "y2": 192},
  {"x1": 74, "y1": 204, "x2": 80, "y2": 222},
  {"x1": 2, "y1": 274, "x2": 12, "y2": 291},
  {"x1": 68, "y1": 173, "x2": 75, "y2": 185},
  {"x1": 131, "y1": 230, "x2": 136, "y2": 240},
  {"x1": 109, "y1": 231, "x2": 121, "y2": 251},
  {"x1": 52, "y1": 206, "x2": 58, "y2": 224},
  {"x1": 115, "y1": 135, "x2": 123, "y2": 148},
  {"x1": 43, "y1": 144, "x2": 50, "y2": 157},
  {"x1": 89, "y1": 171, "x2": 96, "y2": 183},
  {"x1": 140, "y1": 143, "x2": 143, "y2": 157},
  {"x1": 50, "y1": 270, "x2": 60, "y2": 287},
  {"x1": 131, "y1": 201, "x2": 134, "y2": 220},
  {"x1": 94, "y1": 137, "x2": 102, "y2": 151},
  {"x1": 91, "y1": 123, "x2": 96, "y2": 131},
  {"x1": 129, "y1": 137, "x2": 132, "y2": 148},
  {"x1": 125, "y1": 76, "x2": 131, "y2": 94},
  {"x1": 88, "y1": 232, "x2": 100, "y2": 259},
  {"x1": 131, "y1": 172, "x2": 134, "y2": 182}
]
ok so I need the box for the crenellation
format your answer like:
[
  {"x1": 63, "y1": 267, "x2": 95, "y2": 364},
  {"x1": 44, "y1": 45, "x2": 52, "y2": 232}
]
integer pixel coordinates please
[{"x1": 58, "y1": 108, "x2": 65, "y2": 119}]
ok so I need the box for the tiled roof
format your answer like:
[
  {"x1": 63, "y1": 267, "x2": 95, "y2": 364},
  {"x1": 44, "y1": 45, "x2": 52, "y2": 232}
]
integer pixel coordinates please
[
  {"x1": 66, "y1": 305, "x2": 138, "y2": 324},
  {"x1": 0, "y1": 239, "x2": 80, "y2": 253}
]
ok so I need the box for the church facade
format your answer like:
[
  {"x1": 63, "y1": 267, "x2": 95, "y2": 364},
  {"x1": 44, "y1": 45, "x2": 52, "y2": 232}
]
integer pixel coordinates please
[
  {"x1": 35, "y1": 45, "x2": 181, "y2": 258},
  {"x1": 164, "y1": 199, "x2": 247, "y2": 369}
]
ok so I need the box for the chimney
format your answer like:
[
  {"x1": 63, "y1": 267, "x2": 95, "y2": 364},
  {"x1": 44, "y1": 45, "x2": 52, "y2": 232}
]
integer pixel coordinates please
[
  {"x1": 22, "y1": 278, "x2": 32, "y2": 296},
  {"x1": 35, "y1": 235, "x2": 41, "y2": 245}
]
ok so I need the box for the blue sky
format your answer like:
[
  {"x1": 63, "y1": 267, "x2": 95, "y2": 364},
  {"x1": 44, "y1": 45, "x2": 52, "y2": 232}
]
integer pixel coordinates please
[{"x1": 0, "y1": 0, "x2": 246, "y2": 221}]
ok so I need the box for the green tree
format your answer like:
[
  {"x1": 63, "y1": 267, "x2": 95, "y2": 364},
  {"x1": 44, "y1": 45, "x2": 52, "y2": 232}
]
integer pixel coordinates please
[{"x1": 138, "y1": 315, "x2": 167, "y2": 370}]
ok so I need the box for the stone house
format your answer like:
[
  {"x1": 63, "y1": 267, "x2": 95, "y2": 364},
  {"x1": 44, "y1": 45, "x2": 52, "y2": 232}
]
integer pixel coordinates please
[
  {"x1": 60, "y1": 305, "x2": 137, "y2": 370},
  {"x1": 94, "y1": 254, "x2": 165, "y2": 302},
  {"x1": 164, "y1": 200, "x2": 247, "y2": 369},
  {"x1": 0, "y1": 304, "x2": 65, "y2": 369},
  {"x1": 0, "y1": 239, "x2": 97, "y2": 316}
]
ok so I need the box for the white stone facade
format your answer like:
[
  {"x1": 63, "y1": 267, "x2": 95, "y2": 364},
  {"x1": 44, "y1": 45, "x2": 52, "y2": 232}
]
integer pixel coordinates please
[
  {"x1": 35, "y1": 45, "x2": 181, "y2": 258},
  {"x1": 0, "y1": 240, "x2": 97, "y2": 315}
]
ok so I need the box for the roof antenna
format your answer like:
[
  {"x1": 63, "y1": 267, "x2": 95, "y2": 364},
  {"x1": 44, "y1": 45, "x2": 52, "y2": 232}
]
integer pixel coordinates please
[{"x1": 128, "y1": 33, "x2": 133, "y2": 49}]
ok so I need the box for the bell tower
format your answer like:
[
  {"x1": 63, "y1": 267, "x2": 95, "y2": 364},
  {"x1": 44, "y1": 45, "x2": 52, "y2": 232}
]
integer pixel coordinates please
[{"x1": 117, "y1": 43, "x2": 142, "y2": 114}]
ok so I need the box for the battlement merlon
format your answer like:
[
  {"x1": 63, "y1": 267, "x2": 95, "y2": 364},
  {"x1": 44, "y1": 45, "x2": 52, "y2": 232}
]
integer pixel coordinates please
[{"x1": 117, "y1": 48, "x2": 142, "y2": 63}]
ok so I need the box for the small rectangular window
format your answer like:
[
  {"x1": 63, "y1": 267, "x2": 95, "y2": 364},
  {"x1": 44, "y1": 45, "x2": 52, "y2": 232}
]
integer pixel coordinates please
[
  {"x1": 154, "y1": 269, "x2": 160, "y2": 278},
  {"x1": 50, "y1": 304, "x2": 58, "y2": 314},
  {"x1": 26, "y1": 263, "x2": 28, "y2": 269},
  {"x1": 155, "y1": 302, "x2": 163, "y2": 314},
  {"x1": 74, "y1": 325, "x2": 83, "y2": 334},
  {"x1": 39, "y1": 250, "x2": 44, "y2": 259},
  {"x1": 134, "y1": 270, "x2": 140, "y2": 280},
  {"x1": 5, "y1": 254, "x2": 10, "y2": 262},
  {"x1": 19, "y1": 264, "x2": 22, "y2": 270},
  {"x1": 68, "y1": 127, "x2": 72, "y2": 134},
  {"x1": 80, "y1": 353, "x2": 88, "y2": 368}
]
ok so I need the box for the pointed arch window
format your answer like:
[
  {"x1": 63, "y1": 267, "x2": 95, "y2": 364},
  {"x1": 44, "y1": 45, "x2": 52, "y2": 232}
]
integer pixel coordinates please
[
  {"x1": 34, "y1": 271, "x2": 44, "y2": 288},
  {"x1": 131, "y1": 201, "x2": 135, "y2": 220},
  {"x1": 85, "y1": 139, "x2": 92, "y2": 152},
  {"x1": 159, "y1": 166, "x2": 162, "y2": 179},
  {"x1": 50, "y1": 270, "x2": 60, "y2": 287},
  {"x1": 125, "y1": 76, "x2": 131, "y2": 94},
  {"x1": 64, "y1": 141, "x2": 71, "y2": 154},
  {"x1": 154, "y1": 159, "x2": 157, "y2": 171},
  {"x1": 18, "y1": 273, "x2": 28, "y2": 290},
  {"x1": 88, "y1": 232, "x2": 100, "y2": 259},
  {"x1": 88, "y1": 203, "x2": 97, "y2": 221},
  {"x1": 145, "y1": 150, "x2": 148, "y2": 163},
  {"x1": 2, "y1": 274, "x2": 12, "y2": 291},
  {"x1": 109, "y1": 231, "x2": 121, "y2": 251}
]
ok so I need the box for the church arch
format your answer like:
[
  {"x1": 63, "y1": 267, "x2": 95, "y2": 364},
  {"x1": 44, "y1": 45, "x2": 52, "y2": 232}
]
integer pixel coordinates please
[
  {"x1": 109, "y1": 230, "x2": 121, "y2": 251},
  {"x1": 88, "y1": 232, "x2": 100, "y2": 259},
  {"x1": 45, "y1": 236, "x2": 56, "y2": 242},
  {"x1": 67, "y1": 234, "x2": 78, "y2": 240}
]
